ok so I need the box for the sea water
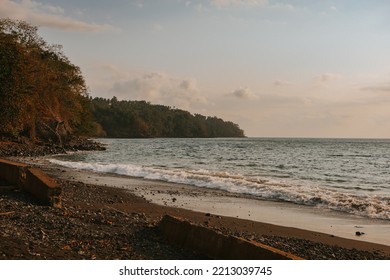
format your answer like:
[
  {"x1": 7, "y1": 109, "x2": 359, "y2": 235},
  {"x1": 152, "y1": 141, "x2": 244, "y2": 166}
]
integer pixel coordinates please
[{"x1": 50, "y1": 138, "x2": 390, "y2": 221}]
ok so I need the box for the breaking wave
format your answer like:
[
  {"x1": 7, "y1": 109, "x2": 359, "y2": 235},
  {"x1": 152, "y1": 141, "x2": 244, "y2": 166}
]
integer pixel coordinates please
[{"x1": 49, "y1": 159, "x2": 390, "y2": 220}]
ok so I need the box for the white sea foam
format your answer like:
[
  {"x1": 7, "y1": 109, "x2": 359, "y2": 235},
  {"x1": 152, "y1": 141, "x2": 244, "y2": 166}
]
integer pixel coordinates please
[{"x1": 49, "y1": 159, "x2": 390, "y2": 220}]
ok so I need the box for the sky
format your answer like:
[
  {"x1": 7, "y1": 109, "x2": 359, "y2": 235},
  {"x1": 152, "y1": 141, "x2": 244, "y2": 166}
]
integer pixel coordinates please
[{"x1": 1, "y1": 0, "x2": 390, "y2": 138}]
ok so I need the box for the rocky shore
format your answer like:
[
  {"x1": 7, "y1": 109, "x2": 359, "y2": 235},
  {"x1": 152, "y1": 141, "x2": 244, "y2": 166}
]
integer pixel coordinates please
[
  {"x1": 0, "y1": 178, "x2": 202, "y2": 259},
  {"x1": 1, "y1": 161, "x2": 390, "y2": 260},
  {"x1": 0, "y1": 137, "x2": 105, "y2": 157}
]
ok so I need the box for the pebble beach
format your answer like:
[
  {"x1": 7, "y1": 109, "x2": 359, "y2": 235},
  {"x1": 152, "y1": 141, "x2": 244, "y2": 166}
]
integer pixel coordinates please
[{"x1": 1, "y1": 156, "x2": 390, "y2": 260}]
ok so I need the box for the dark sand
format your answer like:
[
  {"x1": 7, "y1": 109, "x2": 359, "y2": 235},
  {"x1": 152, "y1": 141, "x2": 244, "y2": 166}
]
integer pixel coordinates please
[{"x1": 1, "y1": 157, "x2": 390, "y2": 260}]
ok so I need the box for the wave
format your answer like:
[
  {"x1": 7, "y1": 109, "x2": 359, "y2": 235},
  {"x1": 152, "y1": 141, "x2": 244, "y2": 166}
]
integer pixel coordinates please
[{"x1": 49, "y1": 159, "x2": 390, "y2": 220}]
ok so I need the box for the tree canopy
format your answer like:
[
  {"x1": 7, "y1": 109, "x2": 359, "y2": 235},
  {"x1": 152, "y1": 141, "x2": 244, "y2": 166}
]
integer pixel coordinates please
[
  {"x1": 0, "y1": 19, "x2": 101, "y2": 144},
  {"x1": 91, "y1": 97, "x2": 245, "y2": 138}
]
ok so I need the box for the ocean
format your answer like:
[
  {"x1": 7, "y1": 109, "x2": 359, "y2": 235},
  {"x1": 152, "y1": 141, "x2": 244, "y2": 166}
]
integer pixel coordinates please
[{"x1": 50, "y1": 138, "x2": 390, "y2": 221}]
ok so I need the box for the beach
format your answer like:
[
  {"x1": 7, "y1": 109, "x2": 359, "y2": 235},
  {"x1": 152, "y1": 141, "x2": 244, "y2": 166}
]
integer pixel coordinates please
[
  {"x1": 1, "y1": 156, "x2": 390, "y2": 260},
  {"x1": 2, "y1": 1, "x2": 390, "y2": 265}
]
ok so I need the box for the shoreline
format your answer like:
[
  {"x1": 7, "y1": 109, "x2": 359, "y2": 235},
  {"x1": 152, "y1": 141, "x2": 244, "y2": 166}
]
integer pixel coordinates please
[
  {"x1": 31, "y1": 156, "x2": 390, "y2": 247},
  {"x1": 1, "y1": 156, "x2": 388, "y2": 259}
]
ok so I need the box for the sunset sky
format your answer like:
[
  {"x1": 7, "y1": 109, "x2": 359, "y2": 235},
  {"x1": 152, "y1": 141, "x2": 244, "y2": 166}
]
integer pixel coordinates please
[{"x1": 2, "y1": 0, "x2": 390, "y2": 137}]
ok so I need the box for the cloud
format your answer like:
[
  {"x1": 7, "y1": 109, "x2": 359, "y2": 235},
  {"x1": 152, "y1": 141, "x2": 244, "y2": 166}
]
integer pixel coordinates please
[
  {"x1": 134, "y1": 1, "x2": 144, "y2": 8},
  {"x1": 152, "y1": 23, "x2": 163, "y2": 31},
  {"x1": 361, "y1": 85, "x2": 390, "y2": 92},
  {"x1": 269, "y1": 3, "x2": 295, "y2": 11},
  {"x1": 108, "y1": 71, "x2": 207, "y2": 109},
  {"x1": 273, "y1": 80, "x2": 293, "y2": 87},
  {"x1": 258, "y1": 93, "x2": 307, "y2": 106},
  {"x1": 228, "y1": 87, "x2": 257, "y2": 99},
  {"x1": 0, "y1": 0, "x2": 113, "y2": 32},
  {"x1": 180, "y1": 79, "x2": 198, "y2": 92},
  {"x1": 330, "y1": 6, "x2": 339, "y2": 12},
  {"x1": 315, "y1": 73, "x2": 343, "y2": 83},
  {"x1": 210, "y1": 0, "x2": 267, "y2": 8}
]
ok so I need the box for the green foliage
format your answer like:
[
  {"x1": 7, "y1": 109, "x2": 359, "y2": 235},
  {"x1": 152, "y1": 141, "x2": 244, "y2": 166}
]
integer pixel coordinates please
[
  {"x1": 0, "y1": 19, "x2": 102, "y2": 144},
  {"x1": 91, "y1": 97, "x2": 245, "y2": 138}
]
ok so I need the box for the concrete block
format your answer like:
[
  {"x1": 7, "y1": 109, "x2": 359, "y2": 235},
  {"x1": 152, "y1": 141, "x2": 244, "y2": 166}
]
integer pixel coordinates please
[
  {"x1": 160, "y1": 215, "x2": 303, "y2": 260},
  {"x1": 24, "y1": 167, "x2": 62, "y2": 208},
  {"x1": 0, "y1": 158, "x2": 28, "y2": 187},
  {"x1": 0, "y1": 158, "x2": 61, "y2": 207}
]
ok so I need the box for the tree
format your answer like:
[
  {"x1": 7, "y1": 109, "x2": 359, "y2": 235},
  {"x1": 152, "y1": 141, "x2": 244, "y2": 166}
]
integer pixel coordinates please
[
  {"x1": 90, "y1": 97, "x2": 245, "y2": 138},
  {"x1": 0, "y1": 19, "x2": 102, "y2": 144}
]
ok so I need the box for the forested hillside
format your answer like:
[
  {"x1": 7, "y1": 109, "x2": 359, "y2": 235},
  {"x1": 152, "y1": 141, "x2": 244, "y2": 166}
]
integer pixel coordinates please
[
  {"x1": 91, "y1": 97, "x2": 245, "y2": 138},
  {"x1": 1, "y1": 19, "x2": 244, "y2": 145},
  {"x1": 0, "y1": 19, "x2": 102, "y2": 145}
]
